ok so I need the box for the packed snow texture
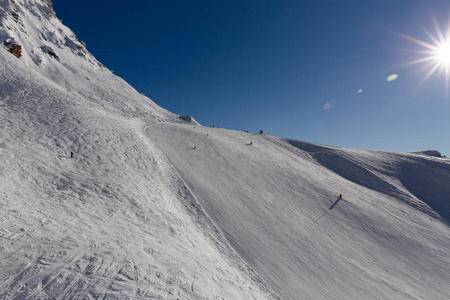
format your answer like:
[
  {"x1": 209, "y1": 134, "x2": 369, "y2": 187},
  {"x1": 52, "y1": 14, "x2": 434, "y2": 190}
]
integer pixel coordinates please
[
  {"x1": 0, "y1": 1, "x2": 278, "y2": 299},
  {"x1": 1, "y1": 1, "x2": 450, "y2": 299},
  {"x1": 147, "y1": 124, "x2": 450, "y2": 300}
]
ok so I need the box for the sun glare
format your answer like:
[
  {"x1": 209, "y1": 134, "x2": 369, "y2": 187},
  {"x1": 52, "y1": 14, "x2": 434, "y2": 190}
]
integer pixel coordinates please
[
  {"x1": 435, "y1": 42, "x2": 450, "y2": 66},
  {"x1": 399, "y1": 19, "x2": 450, "y2": 92}
]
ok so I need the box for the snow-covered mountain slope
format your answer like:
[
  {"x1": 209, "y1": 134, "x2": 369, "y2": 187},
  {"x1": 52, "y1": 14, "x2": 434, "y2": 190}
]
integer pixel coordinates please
[
  {"x1": 147, "y1": 123, "x2": 450, "y2": 300},
  {"x1": 1, "y1": 1, "x2": 450, "y2": 299},
  {"x1": 0, "y1": 1, "x2": 279, "y2": 299}
]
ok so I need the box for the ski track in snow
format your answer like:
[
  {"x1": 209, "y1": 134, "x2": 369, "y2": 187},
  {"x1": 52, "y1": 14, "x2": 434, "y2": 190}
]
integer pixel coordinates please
[
  {"x1": 1, "y1": 1, "x2": 450, "y2": 299},
  {"x1": 0, "y1": 1, "x2": 280, "y2": 298},
  {"x1": 146, "y1": 123, "x2": 450, "y2": 300}
]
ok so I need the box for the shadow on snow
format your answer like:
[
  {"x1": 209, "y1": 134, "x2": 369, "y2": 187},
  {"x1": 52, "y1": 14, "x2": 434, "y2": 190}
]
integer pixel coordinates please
[{"x1": 288, "y1": 139, "x2": 450, "y2": 225}]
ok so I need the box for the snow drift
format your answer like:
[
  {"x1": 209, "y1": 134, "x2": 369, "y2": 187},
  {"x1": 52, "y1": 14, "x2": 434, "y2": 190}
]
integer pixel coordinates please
[{"x1": 1, "y1": 1, "x2": 449, "y2": 299}]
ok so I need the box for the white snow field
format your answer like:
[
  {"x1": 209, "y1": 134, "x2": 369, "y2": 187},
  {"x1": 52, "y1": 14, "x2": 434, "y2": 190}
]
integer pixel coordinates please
[
  {"x1": 1, "y1": 1, "x2": 450, "y2": 299},
  {"x1": 147, "y1": 124, "x2": 450, "y2": 300}
]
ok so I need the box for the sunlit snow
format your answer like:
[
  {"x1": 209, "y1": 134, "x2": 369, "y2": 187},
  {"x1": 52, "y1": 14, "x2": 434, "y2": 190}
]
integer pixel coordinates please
[{"x1": 1, "y1": 1, "x2": 449, "y2": 299}]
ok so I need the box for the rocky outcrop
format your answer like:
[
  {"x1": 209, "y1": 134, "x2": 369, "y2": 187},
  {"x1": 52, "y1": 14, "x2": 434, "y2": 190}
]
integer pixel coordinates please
[{"x1": 4, "y1": 39, "x2": 21, "y2": 57}]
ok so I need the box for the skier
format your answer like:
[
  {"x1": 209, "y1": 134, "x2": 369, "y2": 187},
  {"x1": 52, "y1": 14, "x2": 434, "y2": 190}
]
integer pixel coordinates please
[
  {"x1": 70, "y1": 152, "x2": 74, "y2": 159},
  {"x1": 339, "y1": 194, "x2": 342, "y2": 199}
]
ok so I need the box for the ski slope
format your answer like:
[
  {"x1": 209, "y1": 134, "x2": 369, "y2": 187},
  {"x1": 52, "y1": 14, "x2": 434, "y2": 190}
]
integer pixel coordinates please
[
  {"x1": 147, "y1": 123, "x2": 450, "y2": 300},
  {"x1": 1, "y1": 1, "x2": 450, "y2": 299},
  {"x1": 0, "y1": 1, "x2": 279, "y2": 298}
]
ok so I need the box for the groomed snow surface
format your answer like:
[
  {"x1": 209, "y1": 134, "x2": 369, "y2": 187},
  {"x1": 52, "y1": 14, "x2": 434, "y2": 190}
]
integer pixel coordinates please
[
  {"x1": 1, "y1": 1, "x2": 450, "y2": 299},
  {"x1": 147, "y1": 123, "x2": 450, "y2": 300}
]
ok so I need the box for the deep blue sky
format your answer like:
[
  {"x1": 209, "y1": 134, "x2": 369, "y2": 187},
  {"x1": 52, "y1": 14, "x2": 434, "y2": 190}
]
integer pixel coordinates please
[{"x1": 53, "y1": 0, "x2": 450, "y2": 156}]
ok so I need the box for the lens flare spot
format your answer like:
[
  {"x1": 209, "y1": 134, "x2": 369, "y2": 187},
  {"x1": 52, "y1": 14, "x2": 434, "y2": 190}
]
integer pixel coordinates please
[
  {"x1": 387, "y1": 74, "x2": 398, "y2": 82},
  {"x1": 323, "y1": 100, "x2": 336, "y2": 110}
]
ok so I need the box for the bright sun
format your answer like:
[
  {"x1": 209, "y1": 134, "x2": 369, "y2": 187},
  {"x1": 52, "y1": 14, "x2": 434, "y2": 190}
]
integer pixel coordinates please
[
  {"x1": 435, "y1": 42, "x2": 450, "y2": 66},
  {"x1": 399, "y1": 19, "x2": 450, "y2": 91}
]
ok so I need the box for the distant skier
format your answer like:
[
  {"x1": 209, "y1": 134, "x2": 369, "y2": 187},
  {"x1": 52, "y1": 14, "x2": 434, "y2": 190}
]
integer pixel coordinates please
[
  {"x1": 250, "y1": 141, "x2": 253, "y2": 145},
  {"x1": 339, "y1": 194, "x2": 342, "y2": 199},
  {"x1": 70, "y1": 152, "x2": 74, "y2": 159}
]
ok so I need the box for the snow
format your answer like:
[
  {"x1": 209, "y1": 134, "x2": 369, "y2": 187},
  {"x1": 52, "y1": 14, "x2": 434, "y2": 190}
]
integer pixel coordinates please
[
  {"x1": 1, "y1": 1, "x2": 450, "y2": 299},
  {"x1": 147, "y1": 124, "x2": 450, "y2": 300}
]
